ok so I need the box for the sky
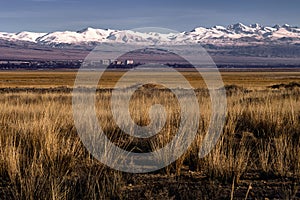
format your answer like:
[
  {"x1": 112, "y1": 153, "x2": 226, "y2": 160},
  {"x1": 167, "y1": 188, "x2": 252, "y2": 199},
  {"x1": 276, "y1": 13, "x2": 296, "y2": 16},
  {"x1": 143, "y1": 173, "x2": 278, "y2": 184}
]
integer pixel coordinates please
[{"x1": 0, "y1": 0, "x2": 300, "y2": 32}]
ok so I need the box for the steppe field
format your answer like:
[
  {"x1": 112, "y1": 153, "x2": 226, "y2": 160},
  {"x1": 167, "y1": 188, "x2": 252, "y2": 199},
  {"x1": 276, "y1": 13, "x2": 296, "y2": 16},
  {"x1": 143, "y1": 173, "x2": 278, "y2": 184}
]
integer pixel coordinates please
[{"x1": 0, "y1": 70, "x2": 300, "y2": 199}]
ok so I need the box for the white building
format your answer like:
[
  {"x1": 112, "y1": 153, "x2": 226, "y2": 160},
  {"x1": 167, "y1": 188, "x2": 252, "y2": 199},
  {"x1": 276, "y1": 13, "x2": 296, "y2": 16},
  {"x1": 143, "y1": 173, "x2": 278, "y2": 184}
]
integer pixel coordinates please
[
  {"x1": 125, "y1": 60, "x2": 134, "y2": 65},
  {"x1": 100, "y1": 59, "x2": 111, "y2": 65}
]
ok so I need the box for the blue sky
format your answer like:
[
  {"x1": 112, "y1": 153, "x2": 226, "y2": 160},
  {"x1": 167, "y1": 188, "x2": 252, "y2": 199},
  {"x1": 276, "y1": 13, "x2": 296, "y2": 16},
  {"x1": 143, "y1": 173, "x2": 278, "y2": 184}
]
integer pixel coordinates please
[{"x1": 1, "y1": 0, "x2": 299, "y2": 32}]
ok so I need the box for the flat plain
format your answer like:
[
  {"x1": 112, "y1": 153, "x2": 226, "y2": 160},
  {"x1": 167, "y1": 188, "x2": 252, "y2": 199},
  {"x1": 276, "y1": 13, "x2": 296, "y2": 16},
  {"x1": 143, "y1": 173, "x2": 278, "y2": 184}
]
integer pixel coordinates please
[
  {"x1": 0, "y1": 70, "x2": 300, "y2": 199},
  {"x1": 0, "y1": 70, "x2": 299, "y2": 88}
]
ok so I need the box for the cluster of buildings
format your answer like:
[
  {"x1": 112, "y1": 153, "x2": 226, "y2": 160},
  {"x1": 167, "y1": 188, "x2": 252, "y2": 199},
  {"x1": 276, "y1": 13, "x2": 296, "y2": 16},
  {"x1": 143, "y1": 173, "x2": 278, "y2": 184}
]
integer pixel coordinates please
[
  {"x1": 0, "y1": 60, "x2": 81, "y2": 69},
  {"x1": 0, "y1": 59, "x2": 137, "y2": 69},
  {"x1": 0, "y1": 60, "x2": 31, "y2": 66},
  {"x1": 83, "y1": 59, "x2": 134, "y2": 67}
]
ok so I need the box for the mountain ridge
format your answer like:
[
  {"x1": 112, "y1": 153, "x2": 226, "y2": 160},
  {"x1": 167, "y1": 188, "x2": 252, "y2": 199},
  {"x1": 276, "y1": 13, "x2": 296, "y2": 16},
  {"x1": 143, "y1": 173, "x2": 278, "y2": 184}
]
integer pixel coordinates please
[{"x1": 1, "y1": 23, "x2": 300, "y2": 47}]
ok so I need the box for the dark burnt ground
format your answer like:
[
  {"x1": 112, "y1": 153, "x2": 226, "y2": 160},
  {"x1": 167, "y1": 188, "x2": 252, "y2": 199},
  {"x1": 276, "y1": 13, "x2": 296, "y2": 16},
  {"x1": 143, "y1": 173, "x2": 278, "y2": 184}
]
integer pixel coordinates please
[{"x1": 120, "y1": 168, "x2": 300, "y2": 199}]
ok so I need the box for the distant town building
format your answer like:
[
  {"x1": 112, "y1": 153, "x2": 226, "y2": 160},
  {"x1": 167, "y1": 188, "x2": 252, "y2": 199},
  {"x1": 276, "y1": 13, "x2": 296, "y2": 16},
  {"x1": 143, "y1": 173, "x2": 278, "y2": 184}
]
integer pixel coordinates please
[
  {"x1": 100, "y1": 59, "x2": 111, "y2": 65},
  {"x1": 9, "y1": 61, "x2": 25, "y2": 65},
  {"x1": 83, "y1": 61, "x2": 101, "y2": 67},
  {"x1": 0, "y1": 61, "x2": 8, "y2": 64},
  {"x1": 113, "y1": 60, "x2": 123, "y2": 65},
  {"x1": 125, "y1": 60, "x2": 134, "y2": 65}
]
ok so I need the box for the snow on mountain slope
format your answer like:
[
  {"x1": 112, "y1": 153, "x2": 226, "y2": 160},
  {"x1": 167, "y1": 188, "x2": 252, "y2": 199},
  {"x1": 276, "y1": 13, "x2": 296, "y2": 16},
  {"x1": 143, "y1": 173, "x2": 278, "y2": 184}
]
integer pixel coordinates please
[
  {"x1": 0, "y1": 31, "x2": 46, "y2": 42},
  {"x1": 106, "y1": 30, "x2": 182, "y2": 44},
  {"x1": 0, "y1": 32, "x2": 15, "y2": 41},
  {"x1": 107, "y1": 30, "x2": 153, "y2": 43},
  {"x1": 37, "y1": 28, "x2": 115, "y2": 44},
  {"x1": 270, "y1": 27, "x2": 300, "y2": 39},
  {"x1": 37, "y1": 31, "x2": 87, "y2": 44},
  {"x1": 15, "y1": 32, "x2": 47, "y2": 42},
  {"x1": 0, "y1": 23, "x2": 299, "y2": 46}
]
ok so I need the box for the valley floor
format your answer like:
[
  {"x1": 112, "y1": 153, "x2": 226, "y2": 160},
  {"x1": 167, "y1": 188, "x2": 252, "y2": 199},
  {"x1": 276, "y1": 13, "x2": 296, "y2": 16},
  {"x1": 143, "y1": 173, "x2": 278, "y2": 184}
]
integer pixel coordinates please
[{"x1": 0, "y1": 70, "x2": 299, "y2": 199}]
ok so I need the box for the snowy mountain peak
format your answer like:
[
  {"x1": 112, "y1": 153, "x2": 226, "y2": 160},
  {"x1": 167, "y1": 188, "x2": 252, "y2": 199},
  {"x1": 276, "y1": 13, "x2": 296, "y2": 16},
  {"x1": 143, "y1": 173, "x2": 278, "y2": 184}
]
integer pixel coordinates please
[
  {"x1": 227, "y1": 23, "x2": 255, "y2": 33},
  {"x1": 249, "y1": 23, "x2": 262, "y2": 29},
  {"x1": 77, "y1": 27, "x2": 94, "y2": 33},
  {"x1": 77, "y1": 27, "x2": 110, "y2": 34},
  {"x1": 15, "y1": 31, "x2": 46, "y2": 42},
  {"x1": 273, "y1": 24, "x2": 281, "y2": 29},
  {"x1": 213, "y1": 25, "x2": 226, "y2": 30},
  {"x1": 228, "y1": 23, "x2": 248, "y2": 29}
]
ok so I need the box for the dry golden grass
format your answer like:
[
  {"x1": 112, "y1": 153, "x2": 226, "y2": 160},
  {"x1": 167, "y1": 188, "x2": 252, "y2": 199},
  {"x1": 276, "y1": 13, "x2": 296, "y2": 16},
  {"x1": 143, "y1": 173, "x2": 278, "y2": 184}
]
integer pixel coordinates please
[
  {"x1": 0, "y1": 70, "x2": 299, "y2": 88},
  {"x1": 0, "y1": 71, "x2": 299, "y2": 199},
  {"x1": 0, "y1": 92, "x2": 123, "y2": 199}
]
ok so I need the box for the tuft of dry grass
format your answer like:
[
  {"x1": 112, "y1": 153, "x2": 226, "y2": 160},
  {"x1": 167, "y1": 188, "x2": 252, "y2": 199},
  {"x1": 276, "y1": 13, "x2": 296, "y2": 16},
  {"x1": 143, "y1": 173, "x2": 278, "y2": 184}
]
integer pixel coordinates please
[{"x1": 0, "y1": 92, "x2": 123, "y2": 199}]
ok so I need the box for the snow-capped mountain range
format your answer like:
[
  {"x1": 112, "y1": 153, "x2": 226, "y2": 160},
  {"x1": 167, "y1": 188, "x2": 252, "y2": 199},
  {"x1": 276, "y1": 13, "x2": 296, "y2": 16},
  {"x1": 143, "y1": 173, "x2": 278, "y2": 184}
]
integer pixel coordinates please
[{"x1": 1, "y1": 23, "x2": 300, "y2": 47}]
